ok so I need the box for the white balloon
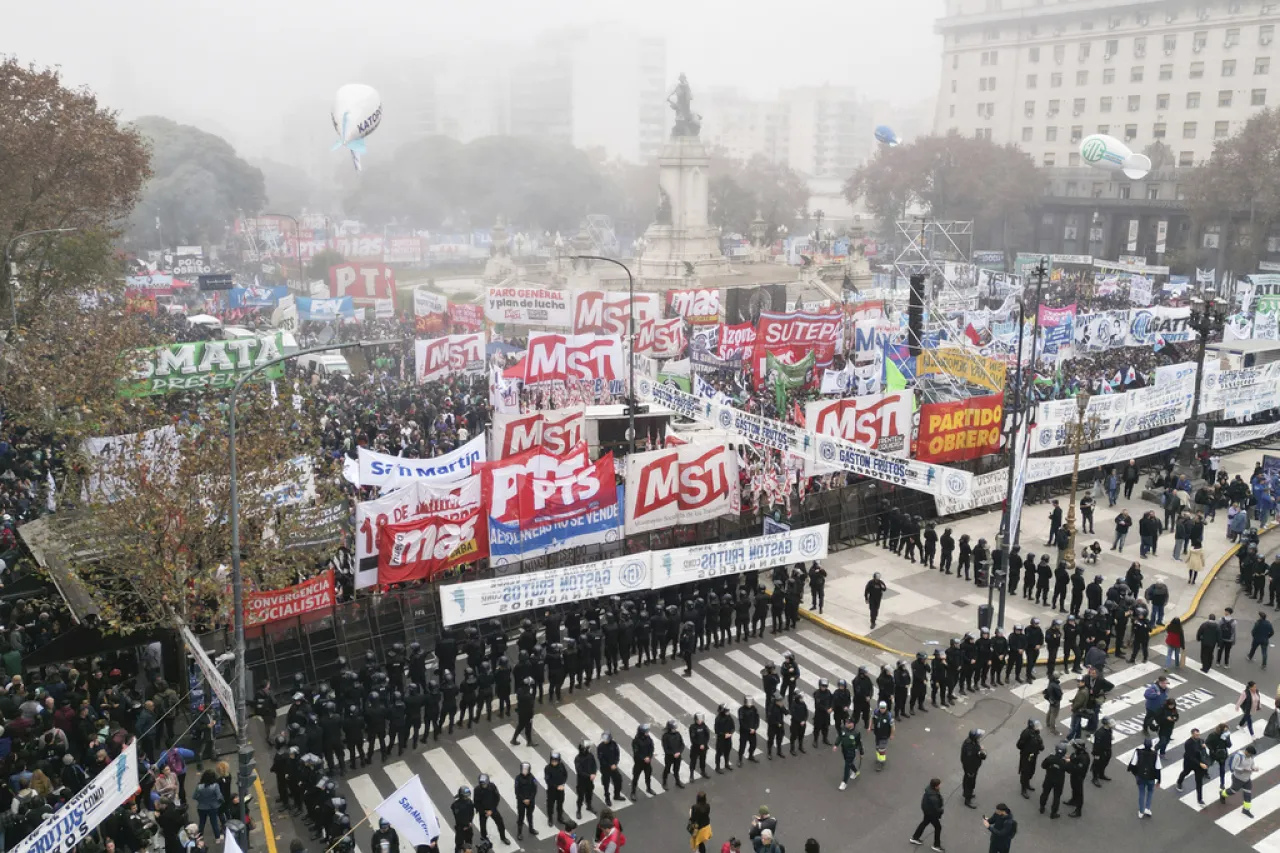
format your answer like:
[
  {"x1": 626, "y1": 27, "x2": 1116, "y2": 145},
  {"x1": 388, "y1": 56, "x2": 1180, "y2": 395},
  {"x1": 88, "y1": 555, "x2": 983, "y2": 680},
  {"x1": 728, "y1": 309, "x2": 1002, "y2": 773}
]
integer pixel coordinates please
[
  {"x1": 331, "y1": 84, "x2": 382, "y2": 171},
  {"x1": 1079, "y1": 133, "x2": 1151, "y2": 180}
]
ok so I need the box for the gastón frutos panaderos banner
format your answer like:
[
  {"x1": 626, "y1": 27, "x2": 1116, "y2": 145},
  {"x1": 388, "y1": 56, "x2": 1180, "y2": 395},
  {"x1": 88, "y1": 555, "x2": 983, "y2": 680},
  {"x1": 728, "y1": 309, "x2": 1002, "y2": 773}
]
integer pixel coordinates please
[{"x1": 124, "y1": 334, "x2": 286, "y2": 396}]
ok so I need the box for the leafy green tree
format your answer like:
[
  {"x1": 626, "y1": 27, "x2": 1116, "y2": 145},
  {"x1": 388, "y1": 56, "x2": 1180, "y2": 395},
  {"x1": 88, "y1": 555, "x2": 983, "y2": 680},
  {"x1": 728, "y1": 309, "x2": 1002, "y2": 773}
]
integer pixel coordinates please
[
  {"x1": 844, "y1": 130, "x2": 1045, "y2": 254},
  {"x1": 127, "y1": 116, "x2": 266, "y2": 250},
  {"x1": 0, "y1": 58, "x2": 151, "y2": 317},
  {"x1": 707, "y1": 151, "x2": 810, "y2": 237},
  {"x1": 1183, "y1": 106, "x2": 1280, "y2": 273}
]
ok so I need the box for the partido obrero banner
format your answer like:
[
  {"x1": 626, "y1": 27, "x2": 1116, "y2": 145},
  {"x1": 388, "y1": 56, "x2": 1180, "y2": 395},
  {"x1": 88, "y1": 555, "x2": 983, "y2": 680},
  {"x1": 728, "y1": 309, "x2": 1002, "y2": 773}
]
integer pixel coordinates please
[
  {"x1": 438, "y1": 523, "x2": 828, "y2": 625},
  {"x1": 637, "y1": 377, "x2": 975, "y2": 501},
  {"x1": 12, "y1": 741, "x2": 139, "y2": 853}
]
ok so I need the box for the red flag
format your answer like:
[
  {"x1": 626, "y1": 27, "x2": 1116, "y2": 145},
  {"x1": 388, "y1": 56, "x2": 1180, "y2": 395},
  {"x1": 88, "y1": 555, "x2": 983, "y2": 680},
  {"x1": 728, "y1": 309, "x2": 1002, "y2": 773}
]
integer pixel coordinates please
[
  {"x1": 964, "y1": 324, "x2": 981, "y2": 345},
  {"x1": 793, "y1": 401, "x2": 805, "y2": 427}
]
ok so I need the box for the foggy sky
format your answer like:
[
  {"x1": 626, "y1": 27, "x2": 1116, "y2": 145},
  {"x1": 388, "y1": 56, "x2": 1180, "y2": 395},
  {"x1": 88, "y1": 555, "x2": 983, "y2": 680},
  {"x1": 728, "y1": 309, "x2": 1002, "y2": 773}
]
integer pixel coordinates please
[{"x1": 3, "y1": 0, "x2": 942, "y2": 161}]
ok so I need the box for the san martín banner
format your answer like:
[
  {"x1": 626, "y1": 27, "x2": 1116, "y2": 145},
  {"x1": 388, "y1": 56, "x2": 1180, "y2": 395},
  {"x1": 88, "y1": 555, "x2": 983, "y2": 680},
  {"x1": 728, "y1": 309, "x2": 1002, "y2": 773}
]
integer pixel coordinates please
[{"x1": 123, "y1": 334, "x2": 286, "y2": 396}]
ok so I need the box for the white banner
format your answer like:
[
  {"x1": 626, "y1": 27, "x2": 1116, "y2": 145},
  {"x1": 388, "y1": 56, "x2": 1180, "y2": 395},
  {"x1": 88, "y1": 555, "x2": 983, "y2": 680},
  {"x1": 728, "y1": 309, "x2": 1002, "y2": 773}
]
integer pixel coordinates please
[
  {"x1": 571, "y1": 290, "x2": 659, "y2": 334},
  {"x1": 358, "y1": 436, "x2": 486, "y2": 490},
  {"x1": 489, "y1": 409, "x2": 585, "y2": 459},
  {"x1": 1127, "y1": 219, "x2": 1139, "y2": 252},
  {"x1": 1025, "y1": 426, "x2": 1184, "y2": 481},
  {"x1": 1156, "y1": 220, "x2": 1168, "y2": 254},
  {"x1": 650, "y1": 524, "x2": 829, "y2": 589},
  {"x1": 934, "y1": 469, "x2": 1010, "y2": 516},
  {"x1": 1130, "y1": 275, "x2": 1153, "y2": 306},
  {"x1": 440, "y1": 552, "x2": 651, "y2": 626},
  {"x1": 180, "y1": 625, "x2": 237, "y2": 730},
  {"x1": 638, "y1": 377, "x2": 975, "y2": 500},
  {"x1": 354, "y1": 479, "x2": 480, "y2": 589},
  {"x1": 1213, "y1": 420, "x2": 1280, "y2": 449},
  {"x1": 485, "y1": 286, "x2": 571, "y2": 327},
  {"x1": 374, "y1": 775, "x2": 442, "y2": 848},
  {"x1": 415, "y1": 334, "x2": 486, "y2": 382},
  {"x1": 414, "y1": 289, "x2": 448, "y2": 317},
  {"x1": 804, "y1": 393, "x2": 912, "y2": 456},
  {"x1": 81, "y1": 425, "x2": 181, "y2": 503},
  {"x1": 1030, "y1": 381, "x2": 1194, "y2": 453},
  {"x1": 523, "y1": 333, "x2": 625, "y2": 385},
  {"x1": 1154, "y1": 361, "x2": 1198, "y2": 386},
  {"x1": 12, "y1": 741, "x2": 139, "y2": 853}
]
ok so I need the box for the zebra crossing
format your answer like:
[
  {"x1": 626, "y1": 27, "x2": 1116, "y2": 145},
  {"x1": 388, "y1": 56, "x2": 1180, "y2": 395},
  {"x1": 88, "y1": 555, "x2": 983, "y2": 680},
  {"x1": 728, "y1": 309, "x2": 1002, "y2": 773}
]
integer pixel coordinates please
[
  {"x1": 993, "y1": 657, "x2": 1280, "y2": 850},
  {"x1": 336, "y1": 628, "x2": 891, "y2": 850}
]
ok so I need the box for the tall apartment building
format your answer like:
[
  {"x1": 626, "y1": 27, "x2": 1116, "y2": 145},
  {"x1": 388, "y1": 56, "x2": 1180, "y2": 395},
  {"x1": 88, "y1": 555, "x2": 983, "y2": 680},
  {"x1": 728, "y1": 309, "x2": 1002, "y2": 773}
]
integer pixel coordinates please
[
  {"x1": 933, "y1": 0, "x2": 1280, "y2": 261},
  {"x1": 699, "y1": 87, "x2": 792, "y2": 163},
  {"x1": 509, "y1": 26, "x2": 668, "y2": 162},
  {"x1": 782, "y1": 86, "x2": 872, "y2": 178}
]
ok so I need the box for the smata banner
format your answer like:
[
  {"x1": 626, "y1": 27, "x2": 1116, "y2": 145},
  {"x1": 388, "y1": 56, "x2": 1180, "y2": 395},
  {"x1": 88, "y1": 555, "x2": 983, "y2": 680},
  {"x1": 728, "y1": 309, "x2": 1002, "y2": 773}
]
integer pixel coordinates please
[
  {"x1": 623, "y1": 445, "x2": 738, "y2": 533},
  {"x1": 718, "y1": 322, "x2": 756, "y2": 361},
  {"x1": 440, "y1": 552, "x2": 651, "y2": 626},
  {"x1": 666, "y1": 288, "x2": 720, "y2": 324},
  {"x1": 357, "y1": 435, "x2": 486, "y2": 490},
  {"x1": 804, "y1": 393, "x2": 913, "y2": 456},
  {"x1": 917, "y1": 348, "x2": 1006, "y2": 394},
  {"x1": 488, "y1": 456, "x2": 622, "y2": 563},
  {"x1": 572, "y1": 290, "x2": 659, "y2": 334},
  {"x1": 489, "y1": 409, "x2": 585, "y2": 459},
  {"x1": 757, "y1": 311, "x2": 841, "y2": 367},
  {"x1": 12, "y1": 741, "x2": 139, "y2": 853},
  {"x1": 415, "y1": 333, "x2": 486, "y2": 382},
  {"x1": 485, "y1": 286, "x2": 571, "y2": 327},
  {"x1": 651, "y1": 524, "x2": 829, "y2": 589},
  {"x1": 354, "y1": 479, "x2": 480, "y2": 589},
  {"x1": 636, "y1": 318, "x2": 687, "y2": 358},
  {"x1": 124, "y1": 334, "x2": 285, "y2": 396},
  {"x1": 329, "y1": 263, "x2": 395, "y2": 301},
  {"x1": 378, "y1": 505, "x2": 486, "y2": 583},
  {"x1": 523, "y1": 333, "x2": 624, "y2": 385},
  {"x1": 244, "y1": 570, "x2": 335, "y2": 628},
  {"x1": 915, "y1": 394, "x2": 1005, "y2": 463}
]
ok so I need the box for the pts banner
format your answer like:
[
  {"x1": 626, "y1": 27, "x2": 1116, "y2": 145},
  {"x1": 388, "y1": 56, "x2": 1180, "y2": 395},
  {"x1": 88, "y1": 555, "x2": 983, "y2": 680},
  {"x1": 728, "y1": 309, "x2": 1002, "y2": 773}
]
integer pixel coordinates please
[{"x1": 915, "y1": 394, "x2": 1004, "y2": 463}]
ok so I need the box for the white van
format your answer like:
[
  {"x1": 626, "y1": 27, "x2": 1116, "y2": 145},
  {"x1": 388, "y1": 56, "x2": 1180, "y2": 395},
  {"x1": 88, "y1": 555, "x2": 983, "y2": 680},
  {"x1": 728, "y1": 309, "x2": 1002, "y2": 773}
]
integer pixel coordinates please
[{"x1": 297, "y1": 351, "x2": 351, "y2": 377}]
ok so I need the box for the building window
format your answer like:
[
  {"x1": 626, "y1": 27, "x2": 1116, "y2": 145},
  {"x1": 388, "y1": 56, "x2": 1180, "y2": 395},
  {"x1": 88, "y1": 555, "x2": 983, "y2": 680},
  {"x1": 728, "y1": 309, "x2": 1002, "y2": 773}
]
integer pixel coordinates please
[
  {"x1": 977, "y1": 102, "x2": 987, "y2": 117},
  {"x1": 1137, "y1": 11, "x2": 1150, "y2": 26},
  {"x1": 1093, "y1": 182, "x2": 1105, "y2": 198},
  {"x1": 1215, "y1": 120, "x2": 1230, "y2": 137},
  {"x1": 1164, "y1": 34, "x2": 1177, "y2": 52},
  {"x1": 1128, "y1": 94, "x2": 1142, "y2": 110},
  {"x1": 1147, "y1": 185, "x2": 1160, "y2": 199},
  {"x1": 1131, "y1": 66, "x2": 1144, "y2": 82},
  {"x1": 1046, "y1": 126, "x2": 1059, "y2": 141},
  {"x1": 1027, "y1": 73, "x2": 1038, "y2": 88},
  {"x1": 1190, "y1": 61, "x2": 1205, "y2": 78},
  {"x1": 1101, "y1": 96, "x2": 1113, "y2": 112},
  {"x1": 1226, "y1": 28, "x2": 1240, "y2": 47},
  {"x1": 1219, "y1": 89, "x2": 1233, "y2": 106},
  {"x1": 1257, "y1": 57, "x2": 1271, "y2": 75},
  {"x1": 1066, "y1": 181, "x2": 1079, "y2": 196},
  {"x1": 1160, "y1": 63, "x2": 1173, "y2": 80},
  {"x1": 1179, "y1": 150, "x2": 1195, "y2": 166},
  {"x1": 1048, "y1": 99, "x2": 1061, "y2": 116},
  {"x1": 1253, "y1": 88, "x2": 1268, "y2": 105},
  {"x1": 1154, "y1": 122, "x2": 1167, "y2": 138},
  {"x1": 1071, "y1": 125, "x2": 1083, "y2": 142},
  {"x1": 1187, "y1": 91, "x2": 1201, "y2": 108},
  {"x1": 1262, "y1": 25, "x2": 1276, "y2": 46},
  {"x1": 953, "y1": 55, "x2": 959, "y2": 70},
  {"x1": 1126, "y1": 123, "x2": 1138, "y2": 140},
  {"x1": 1052, "y1": 72, "x2": 1063, "y2": 87},
  {"x1": 1043, "y1": 152, "x2": 1056, "y2": 166},
  {"x1": 981, "y1": 52, "x2": 988, "y2": 66},
  {"x1": 1025, "y1": 100, "x2": 1036, "y2": 116},
  {"x1": 952, "y1": 80, "x2": 958, "y2": 92},
  {"x1": 1054, "y1": 44, "x2": 1066, "y2": 63},
  {"x1": 984, "y1": 28, "x2": 1000, "y2": 41},
  {"x1": 1119, "y1": 184, "x2": 1132, "y2": 199},
  {"x1": 1097, "y1": 124, "x2": 1110, "y2": 134},
  {"x1": 1022, "y1": 126, "x2": 1034, "y2": 141},
  {"x1": 1135, "y1": 36, "x2": 1147, "y2": 57},
  {"x1": 980, "y1": 78, "x2": 987, "y2": 90},
  {"x1": 1069, "y1": 153, "x2": 1081, "y2": 166},
  {"x1": 1073, "y1": 97, "x2": 1086, "y2": 114},
  {"x1": 1105, "y1": 39, "x2": 1119, "y2": 58},
  {"x1": 1223, "y1": 59, "x2": 1237, "y2": 76},
  {"x1": 1183, "y1": 121, "x2": 1197, "y2": 138},
  {"x1": 1029, "y1": 46, "x2": 1040, "y2": 62},
  {"x1": 950, "y1": 104, "x2": 956, "y2": 118},
  {"x1": 1079, "y1": 43, "x2": 1092, "y2": 61},
  {"x1": 1077, "y1": 70, "x2": 1089, "y2": 85},
  {"x1": 1193, "y1": 31, "x2": 1208, "y2": 51},
  {"x1": 1157, "y1": 93, "x2": 1170, "y2": 109},
  {"x1": 1103, "y1": 68, "x2": 1116, "y2": 84}
]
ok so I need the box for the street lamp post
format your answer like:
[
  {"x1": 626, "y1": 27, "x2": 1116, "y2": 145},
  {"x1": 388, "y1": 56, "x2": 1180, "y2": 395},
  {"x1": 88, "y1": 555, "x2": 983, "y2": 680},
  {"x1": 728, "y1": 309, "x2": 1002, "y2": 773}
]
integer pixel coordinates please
[
  {"x1": 1178, "y1": 293, "x2": 1226, "y2": 472},
  {"x1": 3, "y1": 228, "x2": 79, "y2": 328},
  {"x1": 1063, "y1": 393, "x2": 1102, "y2": 572},
  {"x1": 571, "y1": 255, "x2": 641, "y2": 455},
  {"x1": 265, "y1": 213, "x2": 305, "y2": 292},
  {"x1": 227, "y1": 337, "x2": 406, "y2": 844}
]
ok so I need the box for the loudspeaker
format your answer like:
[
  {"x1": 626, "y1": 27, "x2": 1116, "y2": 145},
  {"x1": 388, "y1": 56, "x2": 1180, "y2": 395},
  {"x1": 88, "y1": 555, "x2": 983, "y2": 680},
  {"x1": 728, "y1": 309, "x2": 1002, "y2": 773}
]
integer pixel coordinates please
[{"x1": 907, "y1": 273, "x2": 926, "y2": 356}]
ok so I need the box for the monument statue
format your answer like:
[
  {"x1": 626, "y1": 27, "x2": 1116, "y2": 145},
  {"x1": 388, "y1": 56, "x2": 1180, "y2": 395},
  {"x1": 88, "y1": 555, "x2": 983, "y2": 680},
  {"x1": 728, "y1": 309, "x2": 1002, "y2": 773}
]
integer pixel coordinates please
[
  {"x1": 667, "y1": 73, "x2": 701, "y2": 137},
  {"x1": 656, "y1": 187, "x2": 672, "y2": 225}
]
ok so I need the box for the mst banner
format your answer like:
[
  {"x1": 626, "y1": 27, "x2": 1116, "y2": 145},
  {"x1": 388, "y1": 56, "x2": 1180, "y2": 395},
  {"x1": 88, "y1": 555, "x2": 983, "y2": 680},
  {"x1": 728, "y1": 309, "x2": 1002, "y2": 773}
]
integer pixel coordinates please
[
  {"x1": 13, "y1": 741, "x2": 139, "y2": 853},
  {"x1": 415, "y1": 333, "x2": 486, "y2": 382},
  {"x1": 915, "y1": 394, "x2": 1005, "y2": 463},
  {"x1": 804, "y1": 393, "x2": 913, "y2": 456},
  {"x1": 523, "y1": 333, "x2": 625, "y2": 384},
  {"x1": 244, "y1": 570, "x2": 335, "y2": 627},
  {"x1": 485, "y1": 286, "x2": 571, "y2": 327},
  {"x1": 572, "y1": 290, "x2": 659, "y2": 334},
  {"x1": 125, "y1": 334, "x2": 285, "y2": 396},
  {"x1": 623, "y1": 445, "x2": 738, "y2": 533},
  {"x1": 489, "y1": 409, "x2": 585, "y2": 459}
]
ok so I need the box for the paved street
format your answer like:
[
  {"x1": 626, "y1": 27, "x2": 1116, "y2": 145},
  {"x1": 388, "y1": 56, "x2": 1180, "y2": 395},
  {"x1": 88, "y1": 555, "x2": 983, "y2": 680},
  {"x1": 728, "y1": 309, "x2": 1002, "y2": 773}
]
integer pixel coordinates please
[{"x1": 256, "y1": 623, "x2": 1280, "y2": 853}]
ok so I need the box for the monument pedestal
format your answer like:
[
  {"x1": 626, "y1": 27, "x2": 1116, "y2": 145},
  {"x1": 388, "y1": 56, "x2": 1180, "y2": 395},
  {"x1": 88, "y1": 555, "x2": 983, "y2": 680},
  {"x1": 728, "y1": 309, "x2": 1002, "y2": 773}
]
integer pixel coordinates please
[{"x1": 637, "y1": 136, "x2": 730, "y2": 282}]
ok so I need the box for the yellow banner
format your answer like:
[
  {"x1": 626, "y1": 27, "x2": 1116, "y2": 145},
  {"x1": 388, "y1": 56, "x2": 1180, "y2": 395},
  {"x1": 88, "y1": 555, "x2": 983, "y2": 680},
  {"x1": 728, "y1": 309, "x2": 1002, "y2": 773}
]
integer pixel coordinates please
[{"x1": 918, "y1": 348, "x2": 1007, "y2": 394}]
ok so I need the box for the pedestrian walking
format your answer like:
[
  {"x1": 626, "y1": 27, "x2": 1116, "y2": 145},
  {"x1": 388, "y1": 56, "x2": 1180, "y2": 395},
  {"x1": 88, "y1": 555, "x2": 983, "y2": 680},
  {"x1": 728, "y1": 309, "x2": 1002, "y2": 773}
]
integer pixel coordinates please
[
  {"x1": 909, "y1": 778, "x2": 945, "y2": 851},
  {"x1": 687, "y1": 791, "x2": 712, "y2": 853},
  {"x1": 871, "y1": 701, "x2": 894, "y2": 771},
  {"x1": 1218, "y1": 609, "x2": 1238, "y2": 667},
  {"x1": 1038, "y1": 743, "x2": 1067, "y2": 819},
  {"x1": 834, "y1": 718, "x2": 863, "y2": 790},
  {"x1": 1154, "y1": 698, "x2": 1179, "y2": 756},
  {"x1": 1239, "y1": 681, "x2": 1262, "y2": 735},
  {"x1": 1249, "y1": 612, "x2": 1275, "y2": 668},
  {"x1": 960, "y1": 729, "x2": 987, "y2": 809},
  {"x1": 1219, "y1": 745, "x2": 1259, "y2": 818},
  {"x1": 1127, "y1": 737, "x2": 1162, "y2": 818},
  {"x1": 1165, "y1": 618, "x2": 1185, "y2": 669},
  {"x1": 1187, "y1": 547, "x2": 1205, "y2": 583},
  {"x1": 1175, "y1": 728, "x2": 1210, "y2": 806},
  {"x1": 983, "y1": 804, "x2": 1016, "y2": 853},
  {"x1": 864, "y1": 573, "x2": 887, "y2": 629},
  {"x1": 1197, "y1": 614, "x2": 1221, "y2": 672}
]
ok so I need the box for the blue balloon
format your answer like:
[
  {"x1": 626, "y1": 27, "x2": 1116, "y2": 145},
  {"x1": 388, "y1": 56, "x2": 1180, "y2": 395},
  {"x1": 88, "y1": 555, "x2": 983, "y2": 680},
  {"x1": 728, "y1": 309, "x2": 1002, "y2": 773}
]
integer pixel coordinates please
[{"x1": 874, "y1": 125, "x2": 900, "y2": 147}]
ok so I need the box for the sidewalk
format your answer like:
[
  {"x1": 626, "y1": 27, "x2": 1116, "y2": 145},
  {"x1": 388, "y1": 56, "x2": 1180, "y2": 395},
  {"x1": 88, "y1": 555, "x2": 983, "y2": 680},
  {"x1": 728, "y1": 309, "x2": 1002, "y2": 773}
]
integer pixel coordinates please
[{"x1": 811, "y1": 445, "x2": 1267, "y2": 654}]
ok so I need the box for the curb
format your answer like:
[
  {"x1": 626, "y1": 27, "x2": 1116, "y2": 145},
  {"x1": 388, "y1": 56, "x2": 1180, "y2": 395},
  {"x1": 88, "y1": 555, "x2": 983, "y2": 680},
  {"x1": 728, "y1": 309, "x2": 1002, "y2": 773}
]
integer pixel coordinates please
[
  {"x1": 798, "y1": 608, "x2": 912, "y2": 658},
  {"x1": 254, "y1": 775, "x2": 278, "y2": 853}
]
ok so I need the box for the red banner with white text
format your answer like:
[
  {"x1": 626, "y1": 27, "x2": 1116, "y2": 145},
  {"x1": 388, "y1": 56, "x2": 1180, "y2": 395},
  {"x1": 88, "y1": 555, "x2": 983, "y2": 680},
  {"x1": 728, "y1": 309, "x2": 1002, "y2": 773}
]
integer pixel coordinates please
[
  {"x1": 523, "y1": 333, "x2": 625, "y2": 384},
  {"x1": 377, "y1": 505, "x2": 487, "y2": 584},
  {"x1": 243, "y1": 570, "x2": 336, "y2": 627}
]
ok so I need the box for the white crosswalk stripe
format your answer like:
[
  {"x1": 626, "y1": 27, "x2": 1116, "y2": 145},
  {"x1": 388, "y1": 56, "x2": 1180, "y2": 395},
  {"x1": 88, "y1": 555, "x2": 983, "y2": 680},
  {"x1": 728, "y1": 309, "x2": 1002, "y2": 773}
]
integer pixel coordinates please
[
  {"x1": 774, "y1": 634, "x2": 862, "y2": 685},
  {"x1": 529, "y1": 714, "x2": 622, "y2": 815},
  {"x1": 423, "y1": 747, "x2": 508, "y2": 850},
  {"x1": 345, "y1": 773, "x2": 383, "y2": 853},
  {"x1": 1028, "y1": 672, "x2": 1187, "y2": 716},
  {"x1": 617, "y1": 681, "x2": 688, "y2": 728},
  {"x1": 584, "y1": 693, "x2": 667, "y2": 795},
  {"x1": 681, "y1": 668, "x2": 738, "y2": 712},
  {"x1": 1180, "y1": 738, "x2": 1280, "y2": 809},
  {"x1": 1117, "y1": 703, "x2": 1241, "y2": 766},
  {"x1": 457, "y1": 735, "x2": 547, "y2": 845},
  {"x1": 1009, "y1": 660, "x2": 1161, "y2": 700},
  {"x1": 789, "y1": 630, "x2": 880, "y2": 671},
  {"x1": 701, "y1": 657, "x2": 763, "y2": 701},
  {"x1": 555, "y1": 704, "x2": 635, "y2": 809},
  {"x1": 647, "y1": 671, "x2": 727, "y2": 720},
  {"x1": 384, "y1": 761, "x2": 454, "y2": 853},
  {"x1": 743, "y1": 642, "x2": 821, "y2": 690}
]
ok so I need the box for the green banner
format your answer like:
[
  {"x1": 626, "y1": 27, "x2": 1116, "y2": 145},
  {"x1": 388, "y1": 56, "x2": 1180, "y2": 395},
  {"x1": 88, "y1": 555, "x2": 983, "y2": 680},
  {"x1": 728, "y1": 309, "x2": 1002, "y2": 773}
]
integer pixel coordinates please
[
  {"x1": 657, "y1": 373, "x2": 691, "y2": 393},
  {"x1": 1257, "y1": 295, "x2": 1280, "y2": 314},
  {"x1": 766, "y1": 351, "x2": 815, "y2": 412},
  {"x1": 123, "y1": 333, "x2": 286, "y2": 396}
]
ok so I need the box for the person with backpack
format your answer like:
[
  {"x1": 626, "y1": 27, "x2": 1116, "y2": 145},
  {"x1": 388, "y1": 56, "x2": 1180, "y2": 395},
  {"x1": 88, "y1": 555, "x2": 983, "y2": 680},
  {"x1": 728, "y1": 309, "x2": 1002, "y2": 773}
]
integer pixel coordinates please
[
  {"x1": 1206, "y1": 722, "x2": 1233, "y2": 789},
  {"x1": 909, "y1": 778, "x2": 945, "y2": 851},
  {"x1": 1141, "y1": 677, "x2": 1169, "y2": 734},
  {"x1": 1220, "y1": 744, "x2": 1259, "y2": 818},
  {"x1": 1127, "y1": 737, "x2": 1162, "y2": 818}
]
